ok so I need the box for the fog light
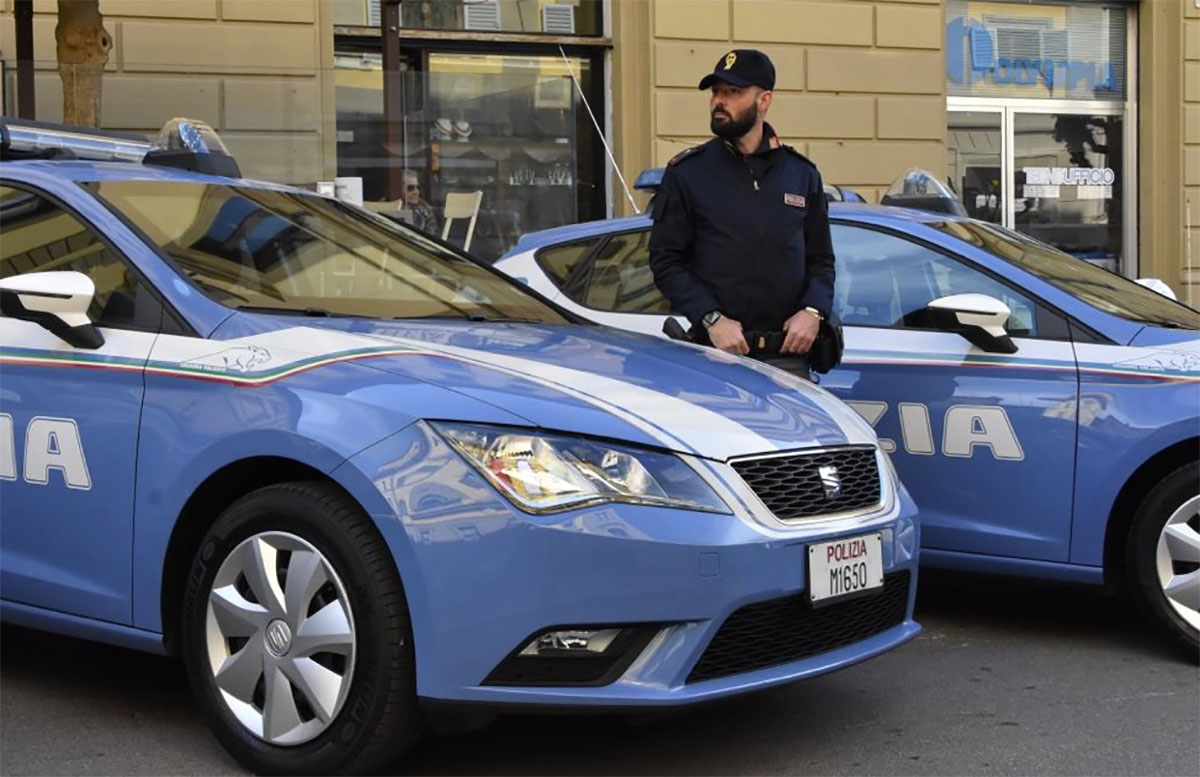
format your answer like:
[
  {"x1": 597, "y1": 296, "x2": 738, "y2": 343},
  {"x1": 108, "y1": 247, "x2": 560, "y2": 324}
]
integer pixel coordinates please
[
  {"x1": 519, "y1": 628, "x2": 622, "y2": 656},
  {"x1": 485, "y1": 624, "x2": 661, "y2": 687}
]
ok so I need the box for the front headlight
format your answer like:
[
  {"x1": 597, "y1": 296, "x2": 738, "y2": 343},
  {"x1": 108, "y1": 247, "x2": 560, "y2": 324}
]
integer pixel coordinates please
[{"x1": 433, "y1": 423, "x2": 730, "y2": 515}]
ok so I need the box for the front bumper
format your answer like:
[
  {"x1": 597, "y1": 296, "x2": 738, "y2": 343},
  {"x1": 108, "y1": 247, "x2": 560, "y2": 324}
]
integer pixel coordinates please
[{"x1": 348, "y1": 422, "x2": 920, "y2": 707}]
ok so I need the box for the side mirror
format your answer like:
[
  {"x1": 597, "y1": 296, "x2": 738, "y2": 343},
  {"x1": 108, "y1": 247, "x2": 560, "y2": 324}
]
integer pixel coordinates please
[
  {"x1": 926, "y1": 293, "x2": 1017, "y2": 354},
  {"x1": 0, "y1": 271, "x2": 105, "y2": 349}
]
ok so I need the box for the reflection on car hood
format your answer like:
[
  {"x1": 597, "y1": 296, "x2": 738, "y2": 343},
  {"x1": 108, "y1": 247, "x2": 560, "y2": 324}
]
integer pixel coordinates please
[{"x1": 209, "y1": 316, "x2": 876, "y2": 459}]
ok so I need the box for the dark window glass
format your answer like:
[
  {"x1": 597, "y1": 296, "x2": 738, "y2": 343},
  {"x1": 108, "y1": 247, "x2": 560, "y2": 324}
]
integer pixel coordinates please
[
  {"x1": 536, "y1": 237, "x2": 598, "y2": 288},
  {"x1": 0, "y1": 185, "x2": 161, "y2": 331},
  {"x1": 929, "y1": 220, "x2": 1200, "y2": 330},
  {"x1": 89, "y1": 180, "x2": 568, "y2": 323},
  {"x1": 832, "y1": 224, "x2": 1040, "y2": 336},
  {"x1": 580, "y1": 231, "x2": 668, "y2": 314}
]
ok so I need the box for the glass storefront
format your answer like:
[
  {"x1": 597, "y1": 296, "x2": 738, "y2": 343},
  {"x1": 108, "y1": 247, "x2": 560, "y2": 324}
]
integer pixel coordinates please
[
  {"x1": 333, "y1": 1, "x2": 608, "y2": 263},
  {"x1": 335, "y1": 51, "x2": 598, "y2": 262},
  {"x1": 945, "y1": 1, "x2": 1132, "y2": 275}
]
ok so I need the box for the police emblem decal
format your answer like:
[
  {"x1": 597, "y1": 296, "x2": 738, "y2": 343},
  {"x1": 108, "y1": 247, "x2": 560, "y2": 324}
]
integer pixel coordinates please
[
  {"x1": 818, "y1": 465, "x2": 842, "y2": 500},
  {"x1": 724, "y1": 52, "x2": 737, "y2": 70},
  {"x1": 784, "y1": 193, "x2": 806, "y2": 208}
]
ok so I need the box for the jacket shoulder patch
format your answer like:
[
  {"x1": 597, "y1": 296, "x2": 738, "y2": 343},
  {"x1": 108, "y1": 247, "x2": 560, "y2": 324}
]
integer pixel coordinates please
[
  {"x1": 667, "y1": 145, "x2": 704, "y2": 167},
  {"x1": 781, "y1": 144, "x2": 816, "y2": 166}
]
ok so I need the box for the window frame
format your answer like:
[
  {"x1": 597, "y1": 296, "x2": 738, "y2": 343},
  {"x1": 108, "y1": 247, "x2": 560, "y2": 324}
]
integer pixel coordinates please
[
  {"x1": 830, "y1": 219, "x2": 1076, "y2": 342},
  {"x1": 538, "y1": 226, "x2": 661, "y2": 314},
  {"x1": 0, "y1": 181, "x2": 192, "y2": 337}
]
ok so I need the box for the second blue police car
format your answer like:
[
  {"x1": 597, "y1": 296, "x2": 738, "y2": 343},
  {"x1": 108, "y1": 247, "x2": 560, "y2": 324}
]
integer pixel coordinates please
[
  {"x1": 0, "y1": 121, "x2": 920, "y2": 774},
  {"x1": 496, "y1": 171, "x2": 1200, "y2": 654}
]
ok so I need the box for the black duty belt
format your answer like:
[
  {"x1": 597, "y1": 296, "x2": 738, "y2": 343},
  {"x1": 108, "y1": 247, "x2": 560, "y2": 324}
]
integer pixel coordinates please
[{"x1": 744, "y1": 330, "x2": 786, "y2": 356}]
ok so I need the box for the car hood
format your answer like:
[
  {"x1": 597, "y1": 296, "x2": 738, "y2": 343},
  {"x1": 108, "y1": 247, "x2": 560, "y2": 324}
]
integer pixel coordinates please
[{"x1": 208, "y1": 315, "x2": 875, "y2": 460}]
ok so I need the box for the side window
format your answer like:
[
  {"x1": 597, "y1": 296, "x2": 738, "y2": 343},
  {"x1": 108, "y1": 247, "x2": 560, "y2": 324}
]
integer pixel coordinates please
[
  {"x1": 0, "y1": 185, "x2": 161, "y2": 331},
  {"x1": 832, "y1": 224, "x2": 1039, "y2": 336},
  {"x1": 536, "y1": 237, "x2": 600, "y2": 289},
  {"x1": 580, "y1": 231, "x2": 669, "y2": 314}
]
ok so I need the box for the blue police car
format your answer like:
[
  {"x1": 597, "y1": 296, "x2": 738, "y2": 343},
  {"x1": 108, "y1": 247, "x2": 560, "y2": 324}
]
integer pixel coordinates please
[
  {"x1": 0, "y1": 120, "x2": 920, "y2": 774},
  {"x1": 495, "y1": 173, "x2": 1200, "y2": 653}
]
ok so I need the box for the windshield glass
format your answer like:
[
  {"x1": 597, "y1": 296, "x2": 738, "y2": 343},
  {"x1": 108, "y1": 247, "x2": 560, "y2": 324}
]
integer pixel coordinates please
[
  {"x1": 87, "y1": 180, "x2": 568, "y2": 323},
  {"x1": 930, "y1": 220, "x2": 1199, "y2": 330}
]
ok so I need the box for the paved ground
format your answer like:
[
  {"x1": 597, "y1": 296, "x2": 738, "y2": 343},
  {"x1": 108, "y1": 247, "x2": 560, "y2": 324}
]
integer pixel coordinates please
[{"x1": 2, "y1": 570, "x2": 1197, "y2": 776}]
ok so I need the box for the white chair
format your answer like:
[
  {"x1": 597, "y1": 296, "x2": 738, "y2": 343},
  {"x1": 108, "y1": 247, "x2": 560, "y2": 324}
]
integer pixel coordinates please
[{"x1": 441, "y1": 190, "x2": 483, "y2": 252}]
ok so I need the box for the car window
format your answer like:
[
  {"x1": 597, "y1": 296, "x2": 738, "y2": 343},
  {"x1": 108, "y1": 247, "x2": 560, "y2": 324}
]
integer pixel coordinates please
[
  {"x1": 0, "y1": 185, "x2": 162, "y2": 331},
  {"x1": 832, "y1": 224, "x2": 1039, "y2": 337},
  {"x1": 536, "y1": 237, "x2": 599, "y2": 288},
  {"x1": 929, "y1": 220, "x2": 1200, "y2": 330},
  {"x1": 578, "y1": 231, "x2": 670, "y2": 314},
  {"x1": 89, "y1": 180, "x2": 569, "y2": 323}
]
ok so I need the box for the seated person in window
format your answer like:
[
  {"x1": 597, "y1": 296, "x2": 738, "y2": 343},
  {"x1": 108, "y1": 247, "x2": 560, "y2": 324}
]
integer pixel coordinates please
[{"x1": 399, "y1": 170, "x2": 440, "y2": 235}]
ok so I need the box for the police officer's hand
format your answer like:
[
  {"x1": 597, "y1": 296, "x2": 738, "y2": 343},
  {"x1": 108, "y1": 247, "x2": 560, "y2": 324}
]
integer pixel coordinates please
[
  {"x1": 708, "y1": 317, "x2": 750, "y2": 355},
  {"x1": 782, "y1": 309, "x2": 820, "y2": 354}
]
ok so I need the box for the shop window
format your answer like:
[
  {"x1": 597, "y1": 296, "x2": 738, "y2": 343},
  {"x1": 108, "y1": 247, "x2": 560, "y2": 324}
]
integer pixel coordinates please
[{"x1": 336, "y1": 50, "x2": 600, "y2": 263}]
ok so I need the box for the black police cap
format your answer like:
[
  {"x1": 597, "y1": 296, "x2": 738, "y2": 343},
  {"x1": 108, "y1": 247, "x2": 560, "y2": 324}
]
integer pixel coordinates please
[{"x1": 698, "y1": 49, "x2": 775, "y2": 91}]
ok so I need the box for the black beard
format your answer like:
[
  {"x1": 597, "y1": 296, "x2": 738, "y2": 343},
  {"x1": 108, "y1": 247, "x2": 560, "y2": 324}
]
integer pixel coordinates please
[{"x1": 710, "y1": 102, "x2": 758, "y2": 141}]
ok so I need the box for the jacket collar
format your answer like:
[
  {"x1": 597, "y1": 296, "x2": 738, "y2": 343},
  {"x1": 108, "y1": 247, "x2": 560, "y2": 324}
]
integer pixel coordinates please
[{"x1": 720, "y1": 122, "x2": 781, "y2": 157}]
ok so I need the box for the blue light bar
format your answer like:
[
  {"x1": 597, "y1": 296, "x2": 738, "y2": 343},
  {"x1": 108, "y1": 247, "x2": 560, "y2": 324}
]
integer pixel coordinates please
[
  {"x1": 634, "y1": 167, "x2": 665, "y2": 191},
  {"x1": 0, "y1": 118, "x2": 150, "y2": 162}
]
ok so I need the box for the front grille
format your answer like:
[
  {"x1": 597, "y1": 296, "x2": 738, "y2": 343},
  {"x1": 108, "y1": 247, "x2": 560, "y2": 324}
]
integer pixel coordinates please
[
  {"x1": 731, "y1": 447, "x2": 881, "y2": 520},
  {"x1": 686, "y1": 571, "x2": 911, "y2": 683}
]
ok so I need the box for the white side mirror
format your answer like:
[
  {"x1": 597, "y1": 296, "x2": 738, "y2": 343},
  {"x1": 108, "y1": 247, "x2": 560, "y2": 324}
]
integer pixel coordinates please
[
  {"x1": 1135, "y1": 278, "x2": 1177, "y2": 301},
  {"x1": 0, "y1": 271, "x2": 104, "y2": 349},
  {"x1": 927, "y1": 293, "x2": 1016, "y2": 354}
]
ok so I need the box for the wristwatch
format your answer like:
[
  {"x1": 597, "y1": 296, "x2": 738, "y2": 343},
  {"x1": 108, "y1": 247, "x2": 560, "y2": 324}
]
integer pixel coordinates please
[
  {"x1": 701, "y1": 310, "x2": 723, "y2": 329},
  {"x1": 803, "y1": 306, "x2": 824, "y2": 322}
]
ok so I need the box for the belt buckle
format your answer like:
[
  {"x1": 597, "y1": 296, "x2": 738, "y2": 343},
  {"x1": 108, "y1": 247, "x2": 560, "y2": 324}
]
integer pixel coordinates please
[{"x1": 757, "y1": 335, "x2": 767, "y2": 351}]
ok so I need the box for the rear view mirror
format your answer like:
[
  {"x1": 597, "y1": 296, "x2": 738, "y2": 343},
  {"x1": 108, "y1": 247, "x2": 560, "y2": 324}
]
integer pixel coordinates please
[
  {"x1": 0, "y1": 271, "x2": 104, "y2": 349},
  {"x1": 927, "y1": 293, "x2": 1016, "y2": 354}
]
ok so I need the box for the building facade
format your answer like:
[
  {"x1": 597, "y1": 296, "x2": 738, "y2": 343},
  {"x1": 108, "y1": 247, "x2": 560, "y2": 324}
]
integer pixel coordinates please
[{"x1": 1, "y1": 0, "x2": 1195, "y2": 301}]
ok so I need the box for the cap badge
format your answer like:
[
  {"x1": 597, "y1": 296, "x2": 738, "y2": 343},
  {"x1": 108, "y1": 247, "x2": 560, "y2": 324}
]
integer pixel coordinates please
[{"x1": 723, "y1": 52, "x2": 737, "y2": 70}]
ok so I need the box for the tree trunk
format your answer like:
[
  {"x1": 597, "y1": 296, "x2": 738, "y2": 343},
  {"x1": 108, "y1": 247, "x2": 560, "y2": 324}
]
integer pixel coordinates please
[{"x1": 56, "y1": 0, "x2": 112, "y2": 128}]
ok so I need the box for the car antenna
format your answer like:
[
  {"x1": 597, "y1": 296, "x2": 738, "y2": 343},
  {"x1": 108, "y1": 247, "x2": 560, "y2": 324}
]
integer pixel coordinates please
[{"x1": 557, "y1": 45, "x2": 641, "y2": 215}]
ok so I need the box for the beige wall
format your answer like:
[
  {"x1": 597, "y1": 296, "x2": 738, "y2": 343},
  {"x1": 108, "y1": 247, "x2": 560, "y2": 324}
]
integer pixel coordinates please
[
  {"x1": 631, "y1": 0, "x2": 946, "y2": 209},
  {"x1": 1183, "y1": 0, "x2": 1200, "y2": 305},
  {"x1": 0, "y1": 0, "x2": 336, "y2": 185}
]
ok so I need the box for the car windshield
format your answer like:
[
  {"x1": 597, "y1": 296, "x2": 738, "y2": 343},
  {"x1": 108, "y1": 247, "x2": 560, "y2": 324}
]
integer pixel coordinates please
[
  {"x1": 929, "y1": 220, "x2": 1199, "y2": 330},
  {"x1": 87, "y1": 180, "x2": 568, "y2": 323}
]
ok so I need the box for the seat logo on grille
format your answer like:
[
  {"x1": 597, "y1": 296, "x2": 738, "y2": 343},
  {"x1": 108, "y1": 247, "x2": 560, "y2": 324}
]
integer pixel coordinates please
[{"x1": 818, "y1": 465, "x2": 842, "y2": 499}]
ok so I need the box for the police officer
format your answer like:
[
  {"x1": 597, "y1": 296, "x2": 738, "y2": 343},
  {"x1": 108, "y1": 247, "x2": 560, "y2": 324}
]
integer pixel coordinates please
[{"x1": 649, "y1": 49, "x2": 834, "y2": 376}]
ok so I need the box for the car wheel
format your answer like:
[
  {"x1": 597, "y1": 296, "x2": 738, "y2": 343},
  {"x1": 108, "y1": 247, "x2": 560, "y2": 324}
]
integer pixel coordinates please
[
  {"x1": 1127, "y1": 464, "x2": 1200, "y2": 656},
  {"x1": 181, "y1": 481, "x2": 422, "y2": 774}
]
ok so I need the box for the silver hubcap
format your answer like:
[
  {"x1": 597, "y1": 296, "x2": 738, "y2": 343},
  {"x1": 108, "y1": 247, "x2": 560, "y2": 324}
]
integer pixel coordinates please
[
  {"x1": 1155, "y1": 495, "x2": 1200, "y2": 631},
  {"x1": 205, "y1": 532, "x2": 356, "y2": 746}
]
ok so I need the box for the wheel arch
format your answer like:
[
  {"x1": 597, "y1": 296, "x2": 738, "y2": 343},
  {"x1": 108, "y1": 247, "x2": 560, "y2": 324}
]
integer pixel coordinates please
[
  {"x1": 159, "y1": 456, "x2": 378, "y2": 656},
  {"x1": 1102, "y1": 437, "x2": 1200, "y2": 591}
]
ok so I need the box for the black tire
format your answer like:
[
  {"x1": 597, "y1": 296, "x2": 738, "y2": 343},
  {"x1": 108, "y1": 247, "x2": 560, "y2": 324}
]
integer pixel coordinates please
[
  {"x1": 181, "y1": 481, "x2": 423, "y2": 774},
  {"x1": 1126, "y1": 464, "x2": 1200, "y2": 658}
]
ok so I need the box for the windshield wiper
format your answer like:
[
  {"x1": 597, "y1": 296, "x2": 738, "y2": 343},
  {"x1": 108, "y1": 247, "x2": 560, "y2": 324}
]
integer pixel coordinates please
[
  {"x1": 393, "y1": 314, "x2": 544, "y2": 324},
  {"x1": 237, "y1": 305, "x2": 362, "y2": 318}
]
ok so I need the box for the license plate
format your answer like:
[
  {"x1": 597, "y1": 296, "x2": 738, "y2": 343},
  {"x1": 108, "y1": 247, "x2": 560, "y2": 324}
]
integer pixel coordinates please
[{"x1": 808, "y1": 533, "x2": 884, "y2": 605}]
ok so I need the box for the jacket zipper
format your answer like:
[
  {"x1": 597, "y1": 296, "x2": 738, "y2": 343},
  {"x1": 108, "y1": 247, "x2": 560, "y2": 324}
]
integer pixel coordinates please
[{"x1": 743, "y1": 156, "x2": 760, "y2": 191}]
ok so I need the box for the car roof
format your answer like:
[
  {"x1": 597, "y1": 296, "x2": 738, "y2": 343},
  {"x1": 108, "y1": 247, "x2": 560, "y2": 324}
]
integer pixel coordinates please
[
  {"x1": 504, "y1": 203, "x2": 970, "y2": 256},
  {"x1": 0, "y1": 159, "x2": 304, "y2": 193}
]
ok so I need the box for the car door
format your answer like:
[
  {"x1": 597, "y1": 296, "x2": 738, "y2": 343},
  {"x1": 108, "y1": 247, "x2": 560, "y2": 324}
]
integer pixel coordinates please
[
  {"x1": 821, "y1": 222, "x2": 1080, "y2": 563},
  {"x1": 0, "y1": 183, "x2": 163, "y2": 624}
]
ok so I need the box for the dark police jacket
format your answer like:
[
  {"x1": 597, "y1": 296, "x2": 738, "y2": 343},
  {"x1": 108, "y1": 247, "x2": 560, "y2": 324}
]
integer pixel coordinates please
[{"x1": 648, "y1": 124, "x2": 835, "y2": 333}]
